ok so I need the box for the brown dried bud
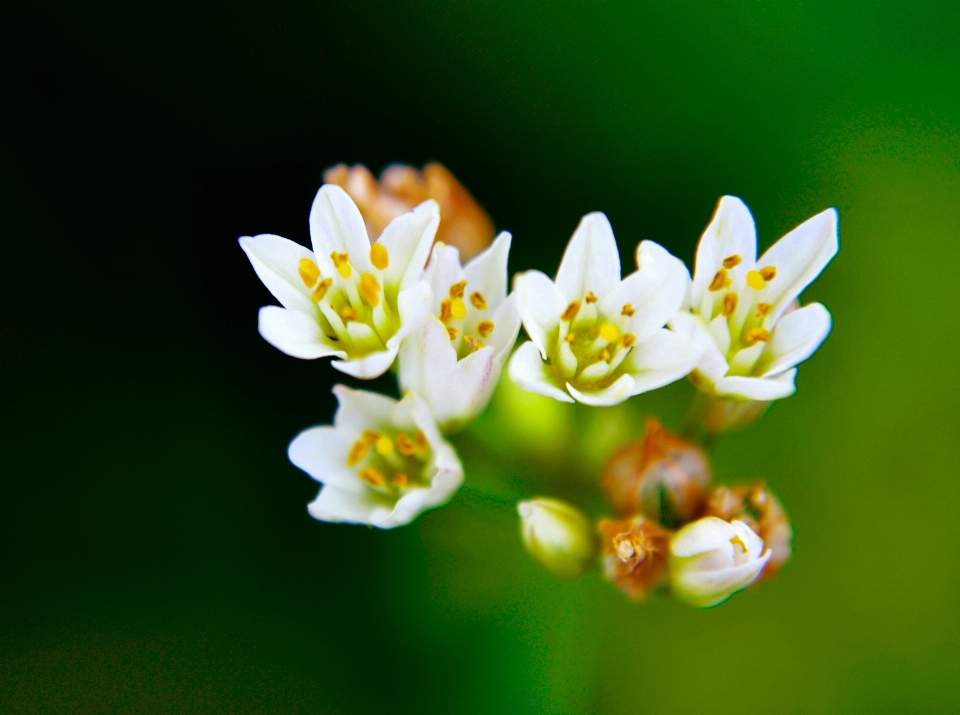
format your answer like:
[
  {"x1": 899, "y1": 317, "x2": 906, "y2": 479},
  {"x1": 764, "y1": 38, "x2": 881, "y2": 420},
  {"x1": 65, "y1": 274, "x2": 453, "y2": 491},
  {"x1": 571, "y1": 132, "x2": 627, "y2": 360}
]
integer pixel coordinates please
[
  {"x1": 702, "y1": 483, "x2": 792, "y2": 580},
  {"x1": 597, "y1": 515, "x2": 672, "y2": 601},
  {"x1": 323, "y1": 162, "x2": 496, "y2": 261},
  {"x1": 601, "y1": 418, "x2": 712, "y2": 527}
]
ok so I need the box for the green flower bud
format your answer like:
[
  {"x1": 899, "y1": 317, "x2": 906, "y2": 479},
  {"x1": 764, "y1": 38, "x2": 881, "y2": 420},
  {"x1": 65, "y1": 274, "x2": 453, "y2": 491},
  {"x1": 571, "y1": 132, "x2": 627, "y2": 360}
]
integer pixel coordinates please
[{"x1": 517, "y1": 497, "x2": 596, "y2": 579}]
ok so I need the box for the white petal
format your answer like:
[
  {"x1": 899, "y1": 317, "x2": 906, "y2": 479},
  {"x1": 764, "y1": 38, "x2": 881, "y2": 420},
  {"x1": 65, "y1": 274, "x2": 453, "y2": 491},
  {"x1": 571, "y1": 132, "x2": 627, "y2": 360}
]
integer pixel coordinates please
[
  {"x1": 508, "y1": 341, "x2": 574, "y2": 403},
  {"x1": 309, "y1": 185, "x2": 370, "y2": 277},
  {"x1": 691, "y1": 196, "x2": 758, "y2": 315},
  {"x1": 257, "y1": 306, "x2": 344, "y2": 360},
  {"x1": 331, "y1": 384, "x2": 402, "y2": 432},
  {"x1": 714, "y1": 370, "x2": 797, "y2": 401},
  {"x1": 757, "y1": 208, "x2": 838, "y2": 324},
  {"x1": 669, "y1": 311, "x2": 730, "y2": 385},
  {"x1": 707, "y1": 314, "x2": 732, "y2": 356},
  {"x1": 462, "y1": 231, "x2": 512, "y2": 310},
  {"x1": 623, "y1": 328, "x2": 702, "y2": 392},
  {"x1": 389, "y1": 280, "x2": 434, "y2": 347},
  {"x1": 307, "y1": 485, "x2": 393, "y2": 526},
  {"x1": 382, "y1": 464, "x2": 463, "y2": 528},
  {"x1": 514, "y1": 270, "x2": 566, "y2": 358},
  {"x1": 379, "y1": 199, "x2": 441, "y2": 292},
  {"x1": 566, "y1": 374, "x2": 636, "y2": 406},
  {"x1": 423, "y1": 242, "x2": 464, "y2": 314},
  {"x1": 239, "y1": 235, "x2": 318, "y2": 314},
  {"x1": 287, "y1": 426, "x2": 365, "y2": 493},
  {"x1": 554, "y1": 212, "x2": 622, "y2": 302},
  {"x1": 758, "y1": 302, "x2": 832, "y2": 377},
  {"x1": 332, "y1": 346, "x2": 398, "y2": 379},
  {"x1": 728, "y1": 342, "x2": 765, "y2": 376},
  {"x1": 485, "y1": 293, "x2": 523, "y2": 362}
]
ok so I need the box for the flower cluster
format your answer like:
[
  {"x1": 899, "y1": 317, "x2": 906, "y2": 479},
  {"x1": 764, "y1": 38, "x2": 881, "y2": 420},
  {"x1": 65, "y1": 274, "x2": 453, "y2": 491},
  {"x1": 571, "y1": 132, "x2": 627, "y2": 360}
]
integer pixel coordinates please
[{"x1": 242, "y1": 164, "x2": 837, "y2": 607}]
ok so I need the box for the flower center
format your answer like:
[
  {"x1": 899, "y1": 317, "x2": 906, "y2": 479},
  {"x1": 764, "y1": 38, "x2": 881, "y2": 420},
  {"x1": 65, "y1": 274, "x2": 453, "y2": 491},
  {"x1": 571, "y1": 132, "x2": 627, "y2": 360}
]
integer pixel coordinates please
[
  {"x1": 346, "y1": 429, "x2": 431, "y2": 494},
  {"x1": 549, "y1": 297, "x2": 636, "y2": 389},
  {"x1": 438, "y1": 280, "x2": 495, "y2": 359}
]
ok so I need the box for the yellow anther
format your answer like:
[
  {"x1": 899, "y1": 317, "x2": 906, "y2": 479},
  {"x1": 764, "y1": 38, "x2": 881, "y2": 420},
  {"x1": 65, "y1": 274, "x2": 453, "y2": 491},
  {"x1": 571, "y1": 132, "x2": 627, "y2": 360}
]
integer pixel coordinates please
[
  {"x1": 370, "y1": 243, "x2": 389, "y2": 270},
  {"x1": 745, "y1": 327, "x2": 771, "y2": 343},
  {"x1": 449, "y1": 280, "x2": 467, "y2": 299},
  {"x1": 359, "y1": 273, "x2": 380, "y2": 307},
  {"x1": 756, "y1": 302, "x2": 772, "y2": 318},
  {"x1": 722, "y1": 255, "x2": 743, "y2": 269},
  {"x1": 477, "y1": 320, "x2": 495, "y2": 338},
  {"x1": 358, "y1": 467, "x2": 386, "y2": 487},
  {"x1": 745, "y1": 270, "x2": 766, "y2": 290},
  {"x1": 597, "y1": 348, "x2": 611, "y2": 362},
  {"x1": 311, "y1": 278, "x2": 333, "y2": 302},
  {"x1": 451, "y1": 297, "x2": 467, "y2": 319},
  {"x1": 722, "y1": 292, "x2": 738, "y2": 317},
  {"x1": 375, "y1": 435, "x2": 394, "y2": 456},
  {"x1": 564, "y1": 332, "x2": 576, "y2": 344},
  {"x1": 622, "y1": 333, "x2": 636, "y2": 348},
  {"x1": 469, "y1": 291, "x2": 487, "y2": 310},
  {"x1": 760, "y1": 265, "x2": 777, "y2": 281},
  {"x1": 560, "y1": 301, "x2": 581, "y2": 322},
  {"x1": 396, "y1": 433, "x2": 417, "y2": 456},
  {"x1": 621, "y1": 304, "x2": 635, "y2": 317},
  {"x1": 361, "y1": 430, "x2": 381, "y2": 444},
  {"x1": 464, "y1": 335, "x2": 483, "y2": 353},
  {"x1": 298, "y1": 258, "x2": 320, "y2": 287},
  {"x1": 340, "y1": 305, "x2": 357, "y2": 322},
  {"x1": 599, "y1": 322, "x2": 620, "y2": 343},
  {"x1": 392, "y1": 472, "x2": 409, "y2": 488},
  {"x1": 346, "y1": 440, "x2": 370, "y2": 467},
  {"x1": 584, "y1": 291, "x2": 598, "y2": 304},
  {"x1": 447, "y1": 326, "x2": 458, "y2": 341},
  {"x1": 730, "y1": 535, "x2": 747, "y2": 552},
  {"x1": 709, "y1": 268, "x2": 731, "y2": 292},
  {"x1": 439, "y1": 299, "x2": 453, "y2": 324},
  {"x1": 414, "y1": 430, "x2": 428, "y2": 452},
  {"x1": 330, "y1": 252, "x2": 352, "y2": 279}
]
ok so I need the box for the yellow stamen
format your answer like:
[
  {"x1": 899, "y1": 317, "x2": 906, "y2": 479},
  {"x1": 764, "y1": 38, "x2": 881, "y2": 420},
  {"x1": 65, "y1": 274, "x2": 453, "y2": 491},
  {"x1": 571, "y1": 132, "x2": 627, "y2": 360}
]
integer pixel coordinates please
[
  {"x1": 745, "y1": 270, "x2": 766, "y2": 290},
  {"x1": 722, "y1": 292, "x2": 738, "y2": 317},
  {"x1": 298, "y1": 258, "x2": 320, "y2": 287},
  {"x1": 745, "y1": 327, "x2": 771, "y2": 343},
  {"x1": 358, "y1": 467, "x2": 386, "y2": 487},
  {"x1": 359, "y1": 273, "x2": 380, "y2": 307},
  {"x1": 477, "y1": 320, "x2": 494, "y2": 338},
  {"x1": 447, "y1": 326, "x2": 458, "y2": 341},
  {"x1": 375, "y1": 435, "x2": 394, "y2": 456},
  {"x1": 599, "y1": 322, "x2": 619, "y2": 343},
  {"x1": 392, "y1": 472, "x2": 408, "y2": 488},
  {"x1": 564, "y1": 332, "x2": 576, "y2": 344},
  {"x1": 469, "y1": 292, "x2": 487, "y2": 310},
  {"x1": 730, "y1": 535, "x2": 747, "y2": 552},
  {"x1": 450, "y1": 297, "x2": 467, "y2": 319},
  {"x1": 621, "y1": 304, "x2": 635, "y2": 317},
  {"x1": 370, "y1": 243, "x2": 389, "y2": 271},
  {"x1": 331, "y1": 252, "x2": 352, "y2": 279},
  {"x1": 439, "y1": 299, "x2": 453, "y2": 324},
  {"x1": 361, "y1": 430, "x2": 381, "y2": 445},
  {"x1": 347, "y1": 440, "x2": 369, "y2": 467},
  {"x1": 311, "y1": 278, "x2": 333, "y2": 302},
  {"x1": 756, "y1": 302, "x2": 772, "y2": 318},
  {"x1": 449, "y1": 280, "x2": 467, "y2": 299},
  {"x1": 622, "y1": 333, "x2": 636, "y2": 348},
  {"x1": 597, "y1": 348, "x2": 611, "y2": 362},
  {"x1": 760, "y1": 266, "x2": 777, "y2": 281},
  {"x1": 396, "y1": 433, "x2": 417, "y2": 456},
  {"x1": 340, "y1": 305, "x2": 357, "y2": 322},
  {"x1": 464, "y1": 335, "x2": 483, "y2": 352},
  {"x1": 584, "y1": 291, "x2": 598, "y2": 304},
  {"x1": 414, "y1": 430, "x2": 428, "y2": 452},
  {"x1": 560, "y1": 301, "x2": 581, "y2": 322},
  {"x1": 722, "y1": 255, "x2": 742, "y2": 269},
  {"x1": 709, "y1": 268, "x2": 731, "y2": 292}
]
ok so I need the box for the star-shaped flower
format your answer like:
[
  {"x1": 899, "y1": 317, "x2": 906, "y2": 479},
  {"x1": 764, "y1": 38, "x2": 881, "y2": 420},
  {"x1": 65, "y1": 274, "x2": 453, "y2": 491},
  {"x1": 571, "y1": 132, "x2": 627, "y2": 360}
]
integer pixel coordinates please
[
  {"x1": 509, "y1": 213, "x2": 700, "y2": 406},
  {"x1": 240, "y1": 185, "x2": 438, "y2": 378}
]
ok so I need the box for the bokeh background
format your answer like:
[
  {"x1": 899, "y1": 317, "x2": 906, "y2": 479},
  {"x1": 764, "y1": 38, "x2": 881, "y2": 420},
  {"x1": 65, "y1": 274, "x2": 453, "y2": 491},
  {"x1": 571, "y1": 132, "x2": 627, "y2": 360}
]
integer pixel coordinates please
[{"x1": 4, "y1": 1, "x2": 960, "y2": 712}]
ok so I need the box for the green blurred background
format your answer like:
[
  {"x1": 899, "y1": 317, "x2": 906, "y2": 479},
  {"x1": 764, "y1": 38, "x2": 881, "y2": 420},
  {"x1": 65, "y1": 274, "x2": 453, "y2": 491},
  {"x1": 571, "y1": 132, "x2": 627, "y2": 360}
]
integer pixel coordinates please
[{"x1": 3, "y1": 1, "x2": 960, "y2": 712}]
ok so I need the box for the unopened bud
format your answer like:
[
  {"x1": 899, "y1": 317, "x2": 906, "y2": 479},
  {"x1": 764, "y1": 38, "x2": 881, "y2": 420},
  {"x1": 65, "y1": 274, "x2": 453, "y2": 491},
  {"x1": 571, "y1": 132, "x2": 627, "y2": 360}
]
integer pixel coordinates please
[
  {"x1": 703, "y1": 483, "x2": 792, "y2": 580},
  {"x1": 601, "y1": 418, "x2": 711, "y2": 527},
  {"x1": 597, "y1": 515, "x2": 672, "y2": 601},
  {"x1": 517, "y1": 498, "x2": 596, "y2": 579},
  {"x1": 669, "y1": 516, "x2": 771, "y2": 608}
]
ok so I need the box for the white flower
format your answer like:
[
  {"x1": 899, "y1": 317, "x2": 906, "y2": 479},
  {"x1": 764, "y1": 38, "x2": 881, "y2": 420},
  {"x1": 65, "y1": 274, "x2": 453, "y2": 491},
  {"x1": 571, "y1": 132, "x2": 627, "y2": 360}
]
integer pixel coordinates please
[
  {"x1": 240, "y1": 184, "x2": 439, "y2": 379},
  {"x1": 517, "y1": 497, "x2": 596, "y2": 579},
  {"x1": 398, "y1": 233, "x2": 521, "y2": 432},
  {"x1": 509, "y1": 212, "x2": 701, "y2": 406},
  {"x1": 669, "y1": 516, "x2": 771, "y2": 608},
  {"x1": 288, "y1": 385, "x2": 463, "y2": 529},
  {"x1": 672, "y1": 196, "x2": 838, "y2": 402}
]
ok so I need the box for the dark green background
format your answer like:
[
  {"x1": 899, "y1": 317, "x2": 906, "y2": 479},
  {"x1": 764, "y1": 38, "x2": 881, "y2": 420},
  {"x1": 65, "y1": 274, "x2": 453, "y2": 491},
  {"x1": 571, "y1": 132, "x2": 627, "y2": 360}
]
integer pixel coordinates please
[{"x1": 4, "y1": 1, "x2": 960, "y2": 712}]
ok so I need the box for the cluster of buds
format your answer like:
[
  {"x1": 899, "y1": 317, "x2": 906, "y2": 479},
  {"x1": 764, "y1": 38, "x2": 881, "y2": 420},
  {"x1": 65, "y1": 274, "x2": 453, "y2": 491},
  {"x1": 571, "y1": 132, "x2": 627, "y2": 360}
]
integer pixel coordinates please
[
  {"x1": 517, "y1": 419, "x2": 791, "y2": 607},
  {"x1": 240, "y1": 161, "x2": 835, "y2": 609}
]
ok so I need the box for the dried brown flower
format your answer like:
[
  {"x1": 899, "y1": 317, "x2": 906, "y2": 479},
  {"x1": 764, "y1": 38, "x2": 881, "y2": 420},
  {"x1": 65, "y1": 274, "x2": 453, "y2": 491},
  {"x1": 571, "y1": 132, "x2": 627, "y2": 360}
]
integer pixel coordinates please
[
  {"x1": 597, "y1": 515, "x2": 672, "y2": 600},
  {"x1": 323, "y1": 162, "x2": 496, "y2": 261}
]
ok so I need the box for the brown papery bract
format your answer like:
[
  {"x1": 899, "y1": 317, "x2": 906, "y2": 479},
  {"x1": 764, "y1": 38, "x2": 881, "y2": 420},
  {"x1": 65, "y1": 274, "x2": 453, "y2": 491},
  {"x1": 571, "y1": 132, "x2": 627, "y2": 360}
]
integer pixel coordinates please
[{"x1": 597, "y1": 516, "x2": 672, "y2": 601}]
